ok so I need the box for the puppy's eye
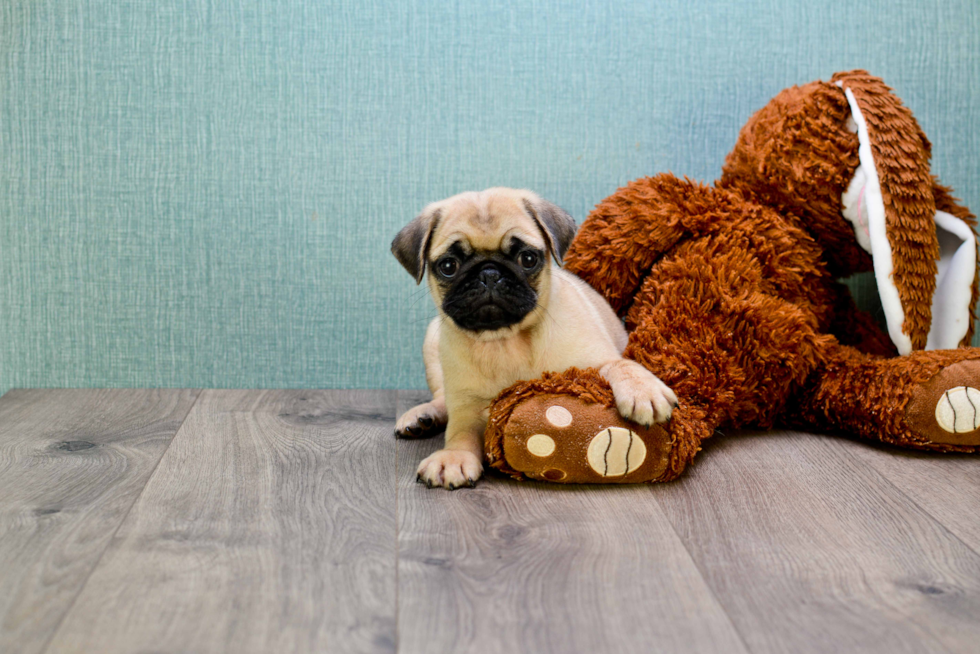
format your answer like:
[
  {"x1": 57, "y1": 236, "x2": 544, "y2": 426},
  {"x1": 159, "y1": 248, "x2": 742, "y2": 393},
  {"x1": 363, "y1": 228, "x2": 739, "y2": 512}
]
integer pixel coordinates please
[
  {"x1": 437, "y1": 258, "x2": 459, "y2": 278},
  {"x1": 519, "y1": 251, "x2": 539, "y2": 270}
]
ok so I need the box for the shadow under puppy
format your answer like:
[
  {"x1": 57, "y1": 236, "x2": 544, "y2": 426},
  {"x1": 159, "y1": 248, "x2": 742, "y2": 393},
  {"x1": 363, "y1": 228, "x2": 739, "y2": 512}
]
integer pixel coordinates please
[{"x1": 392, "y1": 188, "x2": 677, "y2": 489}]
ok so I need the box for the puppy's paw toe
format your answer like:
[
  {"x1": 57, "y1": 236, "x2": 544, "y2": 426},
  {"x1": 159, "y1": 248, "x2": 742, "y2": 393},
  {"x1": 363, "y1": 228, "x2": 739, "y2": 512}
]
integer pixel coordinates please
[
  {"x1": 614, "y1": 377, "x2": 677, "y2": 426},
  {"x1": 395, "y1": 402, "x2": 448, "y2": 439},
  {"x1": 616, "y1": 397, "x2": 646, "y2": 427},
  {"x1": 416, "y1": 449, "x2": 483, "y2": 489}
]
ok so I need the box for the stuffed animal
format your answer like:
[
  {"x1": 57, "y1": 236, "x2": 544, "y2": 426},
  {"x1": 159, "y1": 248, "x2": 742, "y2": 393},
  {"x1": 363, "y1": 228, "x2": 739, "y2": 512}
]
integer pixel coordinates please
[{"x1": 484, "y1": 70, "x2": 980, "y2": 484}]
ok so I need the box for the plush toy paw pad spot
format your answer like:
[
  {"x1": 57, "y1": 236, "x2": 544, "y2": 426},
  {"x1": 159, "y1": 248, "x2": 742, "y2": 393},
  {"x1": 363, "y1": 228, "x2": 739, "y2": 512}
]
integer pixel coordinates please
[
  {"x1": 545, "y1": 405, "x2": 573, "y2": 427},
  {"x1": 906, "y1": 360, "x2": 980, "y2": 446},
  {"x1": 586, "y1": 427, "x2": 646, "y2": 477},
  {"x1": 526, "y1": 434, "x2": 556, "y2": 457},
  {"x1": 935, "y1": 386, "x2": 980, "y2": 433}
]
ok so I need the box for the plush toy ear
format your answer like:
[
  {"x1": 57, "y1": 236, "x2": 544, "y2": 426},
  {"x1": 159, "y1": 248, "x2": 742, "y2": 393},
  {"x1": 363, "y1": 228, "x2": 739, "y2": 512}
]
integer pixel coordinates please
[
  {"x1": 928, "y1": 207, "x2": 977, "y2": 350},
  {"x1": 832, "y1": 70, "x2": 965, "y2": 354},
  {"x1": 522, "y1": 197, "x2": 577, "y2": 264},
  {"x1": 931, "y1": 179, "x2": 980, "y2": 348},
  {"x1": 391, "y1": 205, "x2": 441, "y2": 284}
]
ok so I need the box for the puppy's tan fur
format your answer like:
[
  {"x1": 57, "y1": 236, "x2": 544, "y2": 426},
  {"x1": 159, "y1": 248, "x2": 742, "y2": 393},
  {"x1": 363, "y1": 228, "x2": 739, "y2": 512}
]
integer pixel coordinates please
[{"x1": 393, "y1": 188, "x2": 676, "y2": 489}]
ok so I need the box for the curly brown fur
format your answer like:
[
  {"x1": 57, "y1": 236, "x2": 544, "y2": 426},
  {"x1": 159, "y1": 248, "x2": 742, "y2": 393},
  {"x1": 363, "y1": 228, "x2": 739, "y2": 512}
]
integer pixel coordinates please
[
  {"x1": 831, "y1": 71, "x2": 939, "y2": 349},
  {"x1": 786, "y1": 346, "x2": 980, "y2": 453},
  {"x1": 718, "y1": 80, "x2": 866, "y2": 278},
  {"x1": 486, "y1": 70, "x2": 980, "y2": 483}
]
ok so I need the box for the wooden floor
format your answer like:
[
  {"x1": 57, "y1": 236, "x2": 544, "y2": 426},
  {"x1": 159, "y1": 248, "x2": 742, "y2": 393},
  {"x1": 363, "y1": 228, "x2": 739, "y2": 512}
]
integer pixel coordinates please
[{"x1": 1, "y1": 390, "x2": 978, "y2": 654}]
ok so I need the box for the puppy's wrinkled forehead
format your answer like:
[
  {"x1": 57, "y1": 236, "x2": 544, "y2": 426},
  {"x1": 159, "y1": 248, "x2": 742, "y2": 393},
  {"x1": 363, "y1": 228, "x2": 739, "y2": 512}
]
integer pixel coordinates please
[{"x1": 428, "y1": 189, "x2": 546, "y2": 257}]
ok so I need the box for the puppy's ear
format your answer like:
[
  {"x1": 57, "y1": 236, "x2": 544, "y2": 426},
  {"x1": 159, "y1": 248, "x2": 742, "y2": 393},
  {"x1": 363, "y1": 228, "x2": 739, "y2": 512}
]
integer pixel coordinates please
[
  {"x1": 522, "y1": 197, "x2": 577, "y2": 264},
  {"x1": 391, "y1": 206, "x2": 441, "y2": 284}
]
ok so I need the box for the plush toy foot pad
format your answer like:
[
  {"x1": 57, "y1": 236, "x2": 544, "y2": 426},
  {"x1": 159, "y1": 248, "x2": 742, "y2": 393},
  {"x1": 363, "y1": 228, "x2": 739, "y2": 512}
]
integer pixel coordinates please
[
  {"x1": 499, "y1": 394, "x2": 672, "y2": 483},
  {"x1": 906, "y1": 360, "x2": 980, "y2": 446}
]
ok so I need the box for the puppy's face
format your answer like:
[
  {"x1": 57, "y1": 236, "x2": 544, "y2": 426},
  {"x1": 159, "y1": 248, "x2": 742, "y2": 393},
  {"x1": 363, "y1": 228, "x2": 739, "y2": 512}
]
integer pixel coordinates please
[
  {"x1": 429, "y1": 202, "x2": 545, "y2": 333},
  {"x1": 392, "y1": 188, "x2": 576, "y2": 334}
]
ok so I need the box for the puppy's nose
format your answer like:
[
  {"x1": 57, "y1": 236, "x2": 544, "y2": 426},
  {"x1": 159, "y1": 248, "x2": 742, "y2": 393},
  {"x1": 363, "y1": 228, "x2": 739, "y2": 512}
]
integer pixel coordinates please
[{"x1": 478, "y1": 266, "x2": 502, "y2": 287}]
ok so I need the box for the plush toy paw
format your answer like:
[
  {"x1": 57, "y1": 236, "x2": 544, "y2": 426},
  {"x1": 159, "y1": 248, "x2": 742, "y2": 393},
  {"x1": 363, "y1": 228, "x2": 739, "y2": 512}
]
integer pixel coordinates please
[
  {"x1": 416, "y1": 449, "x2": 483, "y2": 489},
  {"x1": 491, "y1": 394, "x2": 673, "y2": 483},
  {"x1": 906, "y1": 359, "x2": 980, "y2": 447},
  {"x1": 395, "y1": 400, "x2": 448, "y2": 439}
]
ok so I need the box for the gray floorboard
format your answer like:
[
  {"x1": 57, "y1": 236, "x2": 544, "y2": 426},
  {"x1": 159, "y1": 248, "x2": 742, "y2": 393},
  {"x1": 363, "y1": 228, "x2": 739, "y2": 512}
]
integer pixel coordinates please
[
  {"x1": 396, "y1": 390, "x2": 748, "y2": 654},
  {"x1": 43, "y1": 390, "x2": 398, "y2": 654},
  {"x1": 1, "y1": 389, "x2": 978, "y2": 654},
  {"x1": 840, "y1": 439, "x2": 980, "y2": 554},
  {"x1": 654, "y1": 430, "x2": 980, "y2": 654},
  {"x1": 0, "y1": 389, "x2": 200, "y2": 654}
]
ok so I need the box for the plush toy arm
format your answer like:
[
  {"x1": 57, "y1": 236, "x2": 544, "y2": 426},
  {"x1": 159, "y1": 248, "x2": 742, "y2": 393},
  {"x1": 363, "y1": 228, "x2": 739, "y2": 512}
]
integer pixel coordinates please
[{"x1": 564, "y1": 174, "x2": 711, "y2": 313}]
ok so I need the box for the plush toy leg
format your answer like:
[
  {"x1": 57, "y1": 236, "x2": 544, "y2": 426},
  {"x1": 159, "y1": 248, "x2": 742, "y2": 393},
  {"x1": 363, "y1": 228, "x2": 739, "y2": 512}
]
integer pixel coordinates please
[
  {"x1": 788, "y1": 345, "x2": 980, "y2": 452},
  {"x1": 484, "y1": 368, "x2": 711, "y2": 483}
]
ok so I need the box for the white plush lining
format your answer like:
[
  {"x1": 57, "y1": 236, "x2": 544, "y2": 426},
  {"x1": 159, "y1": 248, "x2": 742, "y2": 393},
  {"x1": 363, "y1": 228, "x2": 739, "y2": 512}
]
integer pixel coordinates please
[
  {"x1": 927, "y1": 210, "x2": 976, "y2": 350},
  {"x1": 841, "y1": 165, "x2": 873, "y2": 253},
  {"x1": 842, "y1": 86, "x2": 913, "y2": 355}
]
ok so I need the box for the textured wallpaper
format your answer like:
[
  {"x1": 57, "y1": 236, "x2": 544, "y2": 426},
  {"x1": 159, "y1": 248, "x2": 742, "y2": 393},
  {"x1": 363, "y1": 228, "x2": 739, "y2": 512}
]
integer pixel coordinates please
[{"x1": 1, "y1": 0, "x2": 978, "y2": 394}]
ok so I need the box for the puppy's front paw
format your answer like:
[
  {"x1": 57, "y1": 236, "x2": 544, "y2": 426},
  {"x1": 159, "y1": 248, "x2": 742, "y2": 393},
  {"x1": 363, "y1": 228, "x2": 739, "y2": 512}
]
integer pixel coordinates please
[
  {"x1": 395, "y1": 401, "x2": 448, "y2": 439},
  {"x1": 616, "y1": 377, "x2": 677, "y2": 427},
  {"x1": 416, "y1": 449, "x2": 483, "y2": 489},
  {"x1": 604, "y1": 361, "x2": 678, "y2": 427}
]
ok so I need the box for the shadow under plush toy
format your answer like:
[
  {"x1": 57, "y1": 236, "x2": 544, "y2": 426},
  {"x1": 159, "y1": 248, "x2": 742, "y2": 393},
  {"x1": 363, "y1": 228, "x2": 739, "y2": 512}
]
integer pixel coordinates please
[{"x1": 484, "y1": 70, "x2": 980, "y2": 484}]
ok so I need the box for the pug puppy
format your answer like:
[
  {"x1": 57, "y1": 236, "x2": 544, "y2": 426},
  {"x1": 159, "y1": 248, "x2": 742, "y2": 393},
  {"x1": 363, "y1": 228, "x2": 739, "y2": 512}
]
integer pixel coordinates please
[{"x1": 392, "y1": 188, "x2": 677, "y2": 489}]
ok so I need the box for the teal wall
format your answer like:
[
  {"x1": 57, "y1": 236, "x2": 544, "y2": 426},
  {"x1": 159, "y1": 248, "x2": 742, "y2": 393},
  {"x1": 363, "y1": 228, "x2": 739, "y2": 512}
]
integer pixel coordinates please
[{"x1": 1, "y1": 0, "x2": 978, "y2": 394}]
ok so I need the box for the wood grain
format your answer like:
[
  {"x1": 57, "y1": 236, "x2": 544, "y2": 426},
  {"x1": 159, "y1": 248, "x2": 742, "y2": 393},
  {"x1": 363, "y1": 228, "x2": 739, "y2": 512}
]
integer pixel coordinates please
[
  {"x1": 43, "y1": 390, "x2": 398, "y2": 654},
  {"x1": 837, "y1": 439, "x2": 980, "y2": 553},
  {"x1": 0, "y1": 389, "x2": 199, "y2": 654},
  {"x1": 5, "y1": 389, "x2": 978, "y2": 654},
  {"x1": 655, "y1": 429, "x2": 980, "y2": 654},
  {"x1": 395, "y1": 390, "x2": 747, "y2": 654}
]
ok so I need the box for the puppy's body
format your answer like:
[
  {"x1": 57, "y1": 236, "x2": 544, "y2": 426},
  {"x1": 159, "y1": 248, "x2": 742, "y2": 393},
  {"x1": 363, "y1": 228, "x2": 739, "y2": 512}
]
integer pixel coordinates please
[
  {"x1": 442, "y1": 268, "x2": 626, "y2": 395},
  {"x1": 435, "y1": 267, "x2": 627, "y2": 416},
  {"x1": 393, "y1": 188, "x2": 676, "y2": 489}
]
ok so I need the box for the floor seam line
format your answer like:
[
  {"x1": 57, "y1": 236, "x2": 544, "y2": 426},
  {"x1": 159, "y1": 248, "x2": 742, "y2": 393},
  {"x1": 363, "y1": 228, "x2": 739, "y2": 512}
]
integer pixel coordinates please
[
  {"x1": 394, "y1": 389, "x2": 401, "y2": 654},
  {"x1": 645, "y1": 462, "x2": 756, "y2": 653},
  {"x1": 36, "y1": 388, "x2": 204, "y2": 654}
]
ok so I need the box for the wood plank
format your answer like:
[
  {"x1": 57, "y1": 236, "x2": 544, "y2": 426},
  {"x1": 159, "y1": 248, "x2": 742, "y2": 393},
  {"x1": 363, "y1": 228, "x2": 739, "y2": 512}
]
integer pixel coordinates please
[
  {"x1": 0, "y1": 389, "x2": 200, "y2": 654},
  {"x1": 396, "y1": 390, "x2": 747, "y2": 654},
  {"x1": 838, "y1": 440, "x2": 980, "y2": 553},
  {"x1": 655, "y1": 429, "x2": 980, "y2": 654},
  {"x1": 44, "y1": 390, "x2": 398, "y2": 654}
]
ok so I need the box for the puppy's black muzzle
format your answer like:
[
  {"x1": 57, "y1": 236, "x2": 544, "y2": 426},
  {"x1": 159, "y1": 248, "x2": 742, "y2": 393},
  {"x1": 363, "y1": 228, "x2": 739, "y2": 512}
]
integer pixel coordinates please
[
  {"x1": 442, "y1": 261, "x2": 537, "y2": 332},
  {"x1": 478, "y1": 267, "x2": 502, "y2": 287}
]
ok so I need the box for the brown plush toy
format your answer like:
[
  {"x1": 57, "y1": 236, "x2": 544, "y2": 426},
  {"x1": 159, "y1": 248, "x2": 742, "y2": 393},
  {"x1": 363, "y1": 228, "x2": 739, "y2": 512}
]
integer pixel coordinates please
[{"x1": 484, "y1": 70, "x2": 980, "y2": 484}]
